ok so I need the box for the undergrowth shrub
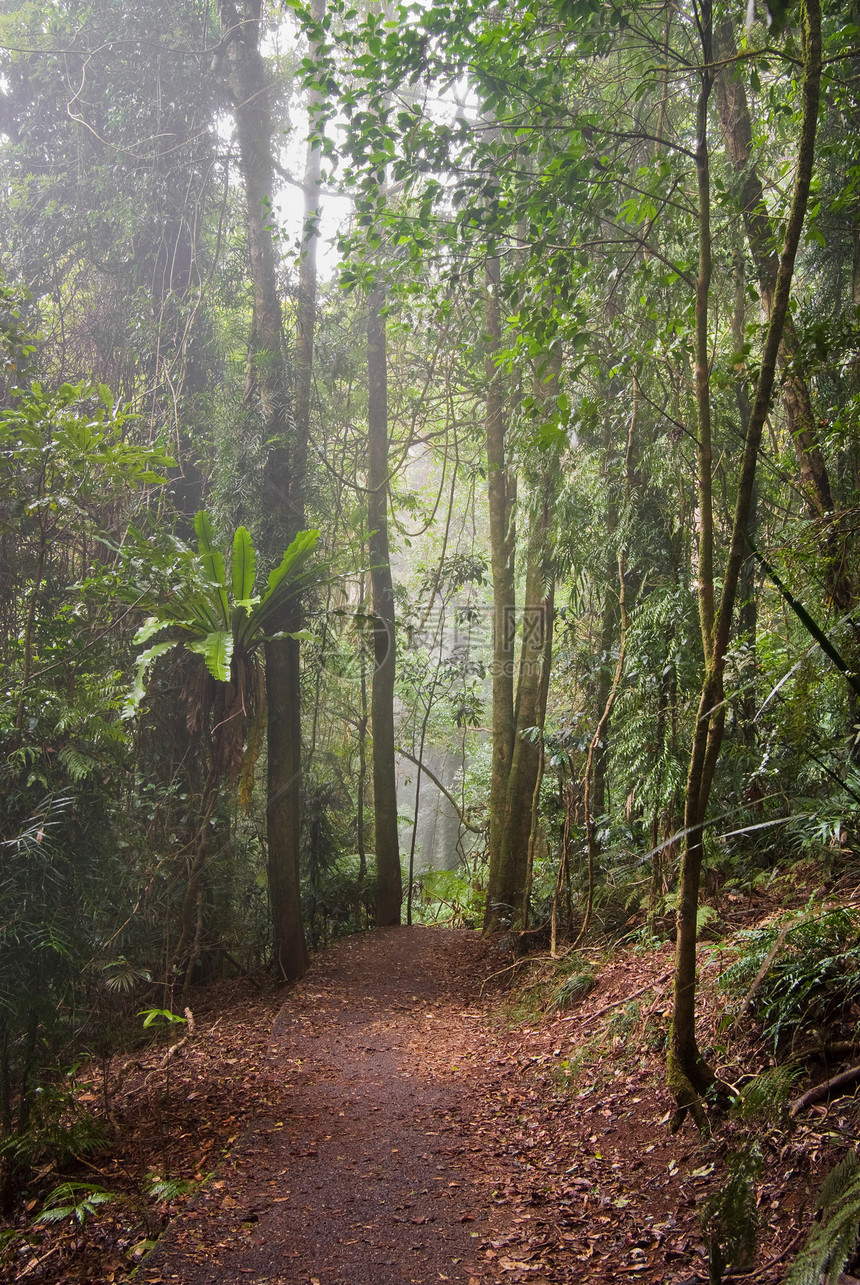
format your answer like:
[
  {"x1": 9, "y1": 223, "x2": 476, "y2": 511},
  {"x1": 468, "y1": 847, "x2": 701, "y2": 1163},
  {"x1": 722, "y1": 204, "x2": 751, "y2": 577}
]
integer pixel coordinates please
[
  {"x1": 0, "y1": 1082, "x2": 107, "y2": 1173},
  {"x1": 547, "y1": 960, "x2": 597, "y2": 1011},
  {"x1": 700, "y1": 1066, "x2": 799, "y2": 1284},
  {"x1": 719, "y1": 905, "x2": 860, "y2": 1050},
  {"x1": 412, "y1": 867, "x2": 483, "y2": 927},
  {"x1": 302, "y1": 853, "x2": 376, "y2": 948},
  {"x1": 730, "y1": 1064, "x2": 799, "y2": 1126},
  {"x1": 608, "y1": 999, "x2": 641, "y2": 1038},
  {"x1": 700, "y1": 1144, "x2": 761, "y2": 1284},
  {"x1": 34, "y1": 1180, "x2": 114, "y2": 1229},
  {"x1": 786, "y1": 1150, "x2": 860, "y2": 1285}
]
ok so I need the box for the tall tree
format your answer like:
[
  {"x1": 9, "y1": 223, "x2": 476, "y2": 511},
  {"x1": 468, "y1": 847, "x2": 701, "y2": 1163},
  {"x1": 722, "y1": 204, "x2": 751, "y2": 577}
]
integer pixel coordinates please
[
  {"x1": 482, "y1": 248, "x2": 519, "y2": 931},
  {"x1": 219, "y1": 0, "x2": 309, "y2": 980},
  {"x1": 367, "y1": 278, "x2": 402, "y2": 924},
  {"x1": 490, "y1": 344, "x2": 561, "y2": 934},
  {"x1": 668, "y1": 0, "x2": 822, "y2": 1119},
  {"x1": 712, "y1": 17, "x2": 849, "y2": 609},
  {"x1": 0, "y1": 0, "x2": 219, "y2": 511}
]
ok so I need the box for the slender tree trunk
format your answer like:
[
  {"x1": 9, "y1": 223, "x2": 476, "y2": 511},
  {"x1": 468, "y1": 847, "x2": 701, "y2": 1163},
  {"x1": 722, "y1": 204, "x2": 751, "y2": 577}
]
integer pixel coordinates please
[
  {"x1": 406, "y1": 687, "x2": 434, "y2": 927},
  {"x1": 294, "y1": 0, "x2": 325, "y2": 499},
  {"x1": 669, "y1": 0, "x2": 822, "y2": 1118},
  {"x1": 591, "y1": 584, "x2": 616, "y2": 823},
  {"x1": 579, "y1": 379, "x2": 638, "y2": 941},
  {"x1": 221, "y1": 0, "x2": 307, "y2": 980},
  {"x1": 265, "y1": 637, "x2": 308, "y2": 978},
  {"x1": 357, "y1": 573, "x2": 369, "y2": 896},
  {"x1": 368, "y1": 284, "x2": 402, "y2": 925},
  {"x1": 483, "y1": 251, "x2": 518, "y2": 932},
  {"x1": 500, "y1": 480, "x2": 556, "y2": 932},
  {"x1": 713, "y1": 18, "x2": 849, "y2": 610},
  {"x1": 669, "y1": 25, "x2": 718, "y2": 1116},
  {"x1": 732, "y1": 254, "x2": 758, "y2": 750},
  {"x1": 587, "y1": 392, "x2": 626, "y2": 851}
]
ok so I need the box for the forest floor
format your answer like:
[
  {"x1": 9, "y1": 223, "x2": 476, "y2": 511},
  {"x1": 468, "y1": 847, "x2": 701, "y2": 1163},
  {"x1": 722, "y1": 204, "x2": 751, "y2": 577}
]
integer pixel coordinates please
[{"x1": 2, "y1": 921, "x2": 855, "y2": 1284}]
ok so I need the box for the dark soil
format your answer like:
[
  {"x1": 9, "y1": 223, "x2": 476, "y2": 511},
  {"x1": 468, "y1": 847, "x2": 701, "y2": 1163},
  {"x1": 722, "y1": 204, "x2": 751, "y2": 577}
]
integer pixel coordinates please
[{"x1": 3, "y1": 924, "x2": 849, "y2": 1284}]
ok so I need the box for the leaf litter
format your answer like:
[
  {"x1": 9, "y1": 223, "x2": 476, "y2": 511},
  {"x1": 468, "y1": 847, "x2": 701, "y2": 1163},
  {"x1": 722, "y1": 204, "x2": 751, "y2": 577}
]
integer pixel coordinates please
[{"x1": 0, "y1": 925, "x2": 848, "y2": 1283}]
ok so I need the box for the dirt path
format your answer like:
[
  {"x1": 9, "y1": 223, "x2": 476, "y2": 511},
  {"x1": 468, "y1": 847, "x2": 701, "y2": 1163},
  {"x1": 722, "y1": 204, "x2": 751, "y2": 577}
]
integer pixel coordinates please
[
  {"x1": 140, "y1": 927, "x2": 507, "y2": 1285},
  {"x1": 7, "y1": 924, "x2": 821, "y2": 1283}
]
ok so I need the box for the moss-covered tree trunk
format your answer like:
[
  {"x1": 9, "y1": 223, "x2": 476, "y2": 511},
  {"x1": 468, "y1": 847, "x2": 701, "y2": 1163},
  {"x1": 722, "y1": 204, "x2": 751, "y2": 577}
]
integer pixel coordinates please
[
  {"x1": 500, "y1": 473, "x2": 556, "y2": 931},
  {"x1": 493, "y1": 345, "x2": 561, "y2": 933},
  {"x1": 669, "y1": 0, "x2": 821, "y2": 1118}
]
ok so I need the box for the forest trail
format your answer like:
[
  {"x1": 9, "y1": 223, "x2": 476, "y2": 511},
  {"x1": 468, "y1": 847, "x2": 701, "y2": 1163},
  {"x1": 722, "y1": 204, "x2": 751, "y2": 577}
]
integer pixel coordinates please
[
  {"x1": 135, "y1": 927, "x2": 772, "y2": 1285},
  {"x1": 140, "y1": 928, "x2": 509, "y2": 1285},
  {"x1": 13, "y1": 924, "x2": 815, "y2": 1283}
]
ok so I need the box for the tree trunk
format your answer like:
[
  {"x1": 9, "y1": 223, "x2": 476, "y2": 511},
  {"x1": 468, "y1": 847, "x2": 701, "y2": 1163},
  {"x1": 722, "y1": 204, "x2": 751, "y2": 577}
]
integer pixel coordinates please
[
  {"x1": 579, "y1": 379, "x2": 638, "y2": 942},
  {"x1": 669, "y1": 0, "x2": 822, "y2": 1118},
  {"x1": 265, "y1": 637, "x2": 308, "y2": 979},
  {"x1": 496, "y1": 341, "x2": 563, "y2": 935},
  {"x1": 500, "y1": 475, "x2": 556, "y2": 932},
  {"x1": 483, "y1": 251, "x2": 518, "y2": 932},
  {"x1": 713, "y1": 17, "x2": 849, "y2": 610},
  {"x1": 294, "y1": 0, "x2": 325, "y2": 506},
  {"x1": 732, "y1": 254, "x2": 758, "y2": 751},
  {"x1": 221, "y1": 0, "x2": 307, "y2": 980},
  {"x1": 368, "y1": 284, "x2": 402, "y2": 925},
  {"x1": 495, "y1": 345, "x2": 561, "y2": 934}
]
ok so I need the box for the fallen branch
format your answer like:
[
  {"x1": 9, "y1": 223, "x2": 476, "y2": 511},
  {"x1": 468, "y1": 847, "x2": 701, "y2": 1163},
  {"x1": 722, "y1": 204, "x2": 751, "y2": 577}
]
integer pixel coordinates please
[
  {"x1": 787, "y1": 1040, "x2": 860, "y2": 1066},
  {"x1": 396, "y1": 748, "x2": 483, "y2": 833},
  {"x1": 561, "y1": 969, "x2": 673, "y2": 1024},
  {"x1": 14, "y1": 1241, "x2": 62, "y2": 1281},
  {"x1": 737, "y1": 916, "x2": 807, "y2": 1017},
  {"x1": 790, "y1": 1061, "x2": 860, "y2": 1117},
  {"x1": 479, "y1": 956, "x2": 528, "y2": 991},
  {"x1": 737, "y1": 901, "x2": 860, "y2": 1019}
]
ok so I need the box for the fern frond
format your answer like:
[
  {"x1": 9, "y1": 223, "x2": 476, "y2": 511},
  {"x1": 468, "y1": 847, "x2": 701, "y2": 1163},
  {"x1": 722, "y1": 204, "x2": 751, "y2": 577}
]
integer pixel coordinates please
[
  {"x1": 123, "y1": 639, "x2": 176, "y2": 717},
  {"x1": 700, "y1": 1144, "x2": 761, "y2": 1278},
  {"x1": 786, "y1": 1152, "x2": 860, "y2": 1285},
  {"x1": 816, "y1": 1152, "x2": 860, "y2": 1216},
  {"x1": 186, "y1": 629, "x2": 234, "y2": 683},
  {"x1": 731, "y1": 1065, "x2": 801, "y2": 1125},
  {"x1": 57, "y1": 745, "x2": 97, "y2": 782}
]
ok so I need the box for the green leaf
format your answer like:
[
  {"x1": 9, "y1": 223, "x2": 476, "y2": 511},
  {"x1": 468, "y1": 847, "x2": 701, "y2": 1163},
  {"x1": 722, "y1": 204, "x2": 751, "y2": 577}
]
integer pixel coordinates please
[
  {"x1": 194, "y1": 511, "x2": 229, "y2": 626},
  {"x1": 57, "y1": 745, "x2": 97, "y2": 782},
  {"x1": 133, "y1": 616, "x2": 171, "y2": 646},
  {"x1": 139, "y1": 1006, "x2": 187, "y2": 1027},
  {"x1": 264, "y1": 628, "x2": 316, "y2": 642},
  {"x1": 265, "y1": 529, "x2": 320, "y2": 597},
  {"x1": 242, "y1": 529, "x2": 320, "y2": 643},
  {"x1": 187, "y1": 629, "x2": 234, "y2": 682},
  {"x1": 35, "y1": 1183, "x2": 114, "y2": 1227},
  {"x1": 231, "y1": 527, "x2": 257, "y2": 603},
  {"x1": 170, "y1": 592, "x2": 221, "y2": 633},
  {"x1": 123, "y1": 641, "x2": 176, "y2": 718}
]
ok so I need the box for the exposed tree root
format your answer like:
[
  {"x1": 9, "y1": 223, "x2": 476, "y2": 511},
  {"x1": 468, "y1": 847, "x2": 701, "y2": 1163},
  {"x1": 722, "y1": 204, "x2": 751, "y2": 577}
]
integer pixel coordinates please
[
  {"x1": 667, "y1": 1047, "x2": 712, "y2": 1133},
  {"x1": 790, "y1": 1060, "x2": 860, "y2": 1117}
]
